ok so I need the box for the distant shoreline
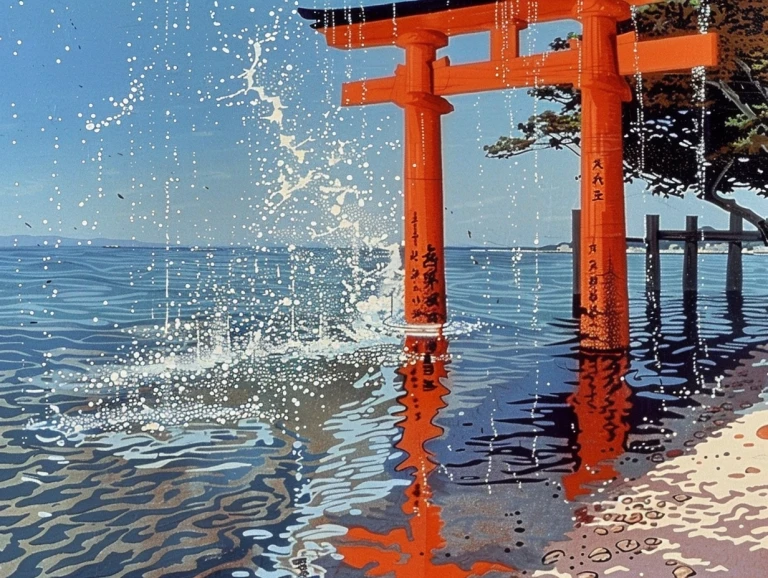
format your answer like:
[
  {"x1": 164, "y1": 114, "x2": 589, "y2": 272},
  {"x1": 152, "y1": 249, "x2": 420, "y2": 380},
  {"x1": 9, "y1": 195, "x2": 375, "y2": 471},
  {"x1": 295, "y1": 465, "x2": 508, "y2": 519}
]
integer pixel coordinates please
[{"x1": 1, "y1": 236, "x2": 766, "y2": 255}]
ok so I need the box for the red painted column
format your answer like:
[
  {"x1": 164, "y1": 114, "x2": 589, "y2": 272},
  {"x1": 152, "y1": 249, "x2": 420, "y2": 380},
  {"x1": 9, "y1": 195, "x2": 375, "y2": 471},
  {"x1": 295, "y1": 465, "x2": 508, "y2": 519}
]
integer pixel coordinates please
[
  {"x1": 396, "y1": 31, "x2": 454, "y2": 326},
  {"x1": 578, "y1": 0, "x2": 632, "y2": 351}
]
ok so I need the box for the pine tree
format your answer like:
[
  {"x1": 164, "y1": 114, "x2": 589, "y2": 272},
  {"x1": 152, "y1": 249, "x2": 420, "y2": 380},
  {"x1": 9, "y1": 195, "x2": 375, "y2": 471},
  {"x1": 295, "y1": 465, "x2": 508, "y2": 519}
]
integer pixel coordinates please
[{"x1": 484, "y1": 0, "x2": 768, "y2": 240}]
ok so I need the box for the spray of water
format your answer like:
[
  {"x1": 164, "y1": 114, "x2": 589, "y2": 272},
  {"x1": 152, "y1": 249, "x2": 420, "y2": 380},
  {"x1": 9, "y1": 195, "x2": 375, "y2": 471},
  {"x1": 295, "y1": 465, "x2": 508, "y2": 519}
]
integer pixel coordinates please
[{"x1": 630, "y1": 5, "x2": 646, "y2": 174}]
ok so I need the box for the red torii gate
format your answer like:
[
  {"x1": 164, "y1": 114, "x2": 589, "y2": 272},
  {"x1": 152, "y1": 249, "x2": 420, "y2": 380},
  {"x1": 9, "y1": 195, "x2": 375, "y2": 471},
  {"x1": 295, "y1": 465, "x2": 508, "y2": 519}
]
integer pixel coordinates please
[{"x1": 299, "y1": 0, "x2": 718, "y2": 351}]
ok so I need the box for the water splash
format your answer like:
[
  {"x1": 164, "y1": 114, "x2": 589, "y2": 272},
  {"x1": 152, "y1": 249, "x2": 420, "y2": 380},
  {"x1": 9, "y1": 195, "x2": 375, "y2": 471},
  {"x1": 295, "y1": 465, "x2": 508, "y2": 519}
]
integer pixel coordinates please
[{"x1": 630, "y1": 5, "x2": 646, "y2": 174}]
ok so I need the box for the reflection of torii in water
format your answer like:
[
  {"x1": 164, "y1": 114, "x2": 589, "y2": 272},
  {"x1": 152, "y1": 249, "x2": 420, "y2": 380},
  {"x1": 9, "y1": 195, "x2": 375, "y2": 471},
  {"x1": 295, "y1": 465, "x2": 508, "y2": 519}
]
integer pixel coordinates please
[
  {"x1": 337, "y1": 333, "x2": 515, "y2": 576},
  {"x1": 563, "y1": 350, "x2": 631, "y2": 501}
]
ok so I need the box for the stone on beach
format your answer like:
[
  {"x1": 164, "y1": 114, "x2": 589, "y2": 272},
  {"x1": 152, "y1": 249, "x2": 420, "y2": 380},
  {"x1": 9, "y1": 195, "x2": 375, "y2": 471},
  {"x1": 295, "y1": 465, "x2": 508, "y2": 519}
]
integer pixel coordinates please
[
  {"x1": 533, "y1": 346, "x2": 768, "y2": 578},
  {"x1": 587, "y1": 547, "x2": 611, "y2": 562}
]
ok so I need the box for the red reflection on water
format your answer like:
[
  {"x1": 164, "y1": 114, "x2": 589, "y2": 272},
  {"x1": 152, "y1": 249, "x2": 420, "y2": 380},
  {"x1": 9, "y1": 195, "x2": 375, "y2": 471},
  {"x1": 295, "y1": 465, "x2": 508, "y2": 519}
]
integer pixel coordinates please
[
  {"x1": 563, "y1": 351, "x2": 631, "y2": 501},
  {"x1": 337, "y1": 333, "x2": 516, "y2": 577}
]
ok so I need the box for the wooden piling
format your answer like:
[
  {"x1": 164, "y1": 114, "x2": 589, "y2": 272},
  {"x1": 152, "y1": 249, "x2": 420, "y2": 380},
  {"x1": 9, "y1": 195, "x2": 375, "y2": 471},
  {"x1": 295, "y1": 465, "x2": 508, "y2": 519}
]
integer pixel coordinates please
[
  {"x1": 683, "y1": 215, "x2": 698, "y2": 294},
  {"x1": 645, "y1": 214, "x2": 660, "y2": 294},
  {"x1": 726, "y1": 212, "x2": 743, "y2": 294},
  {"x1": 572, "y1": 208, "x2": 581, "y2": 317}
]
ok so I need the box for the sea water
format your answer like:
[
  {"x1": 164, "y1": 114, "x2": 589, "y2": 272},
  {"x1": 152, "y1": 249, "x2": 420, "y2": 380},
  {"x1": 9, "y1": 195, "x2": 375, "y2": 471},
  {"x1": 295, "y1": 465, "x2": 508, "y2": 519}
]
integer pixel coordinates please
[{"x1": 0, "y1": 246, "x2": 766, "y2": 577}]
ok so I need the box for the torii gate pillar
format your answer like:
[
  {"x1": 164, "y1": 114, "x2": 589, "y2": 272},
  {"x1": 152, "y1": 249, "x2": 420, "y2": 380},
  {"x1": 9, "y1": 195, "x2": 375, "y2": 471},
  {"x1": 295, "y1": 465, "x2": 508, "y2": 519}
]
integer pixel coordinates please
[
  {"x1": 578, "y1": 1, "x2": 632, "y2": 350},
  {"x1": 398, "y1": 31, "x2": 453, "y2": 325}
]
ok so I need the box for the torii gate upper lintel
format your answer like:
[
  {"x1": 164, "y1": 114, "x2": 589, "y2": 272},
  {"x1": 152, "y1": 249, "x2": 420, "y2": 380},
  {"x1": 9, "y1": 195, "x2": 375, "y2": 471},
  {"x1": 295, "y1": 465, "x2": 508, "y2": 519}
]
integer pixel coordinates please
[{"x1": 299, "y1": 0, "x2": 719, "y2": 351}]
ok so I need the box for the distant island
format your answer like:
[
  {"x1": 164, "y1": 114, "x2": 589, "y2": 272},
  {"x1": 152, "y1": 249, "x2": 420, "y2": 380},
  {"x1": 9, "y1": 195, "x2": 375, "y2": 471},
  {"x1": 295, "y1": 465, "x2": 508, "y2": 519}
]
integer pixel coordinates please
[{"x1": 0, "y1": 235, "x2": 163, "y2": 249}]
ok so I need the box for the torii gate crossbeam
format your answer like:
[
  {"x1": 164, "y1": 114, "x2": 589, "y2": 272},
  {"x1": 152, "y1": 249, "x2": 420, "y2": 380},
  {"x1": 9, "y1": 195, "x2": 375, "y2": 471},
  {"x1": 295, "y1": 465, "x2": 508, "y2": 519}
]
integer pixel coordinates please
[{"x1": 299, "y1": 0, "x2": 718, "y2": 351}]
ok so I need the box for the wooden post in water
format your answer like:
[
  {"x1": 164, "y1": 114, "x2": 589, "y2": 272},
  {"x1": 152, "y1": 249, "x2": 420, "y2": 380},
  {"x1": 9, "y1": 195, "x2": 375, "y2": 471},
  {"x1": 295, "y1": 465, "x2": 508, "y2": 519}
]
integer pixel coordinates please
[
  {"x1": 683, "y1": 215, "x2": 698, "y2": 294},
  {"x1": 572, "y1": 208, "x2": 581, "y2": 317},
  {"x1": 645, "y1": 214, "x2": 660, "y2": 294},
  {"x1": 726, "y1": 212, "x2": 743, "y2": 294}
]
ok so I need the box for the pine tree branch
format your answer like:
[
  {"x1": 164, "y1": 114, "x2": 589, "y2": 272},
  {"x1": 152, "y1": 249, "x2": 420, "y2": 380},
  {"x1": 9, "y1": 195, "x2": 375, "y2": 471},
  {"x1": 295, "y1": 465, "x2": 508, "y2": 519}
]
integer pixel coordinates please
[
  {"x1": 699, "y1": 158, "x2": 768, "y2": 244},
  {"x1": 708, "y1": 79, "x2": 768, "y2": 155},
  {"x1": 734, "y1": 59, "x2": 768, "y2": 106}
]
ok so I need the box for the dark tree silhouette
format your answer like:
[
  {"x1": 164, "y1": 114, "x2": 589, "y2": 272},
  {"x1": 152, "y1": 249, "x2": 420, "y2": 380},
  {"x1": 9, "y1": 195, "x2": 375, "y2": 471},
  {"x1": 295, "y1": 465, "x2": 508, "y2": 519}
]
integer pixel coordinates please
[{"x1": 484, "y1": 0, "x2": 768, "y2": 241}]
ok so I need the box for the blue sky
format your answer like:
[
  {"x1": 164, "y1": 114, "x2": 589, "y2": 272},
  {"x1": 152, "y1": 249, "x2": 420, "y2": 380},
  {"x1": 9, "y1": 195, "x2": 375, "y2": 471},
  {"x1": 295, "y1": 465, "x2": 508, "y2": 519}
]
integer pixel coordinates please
[{"x1": 1, "y1": 0, "x2": 766, "y2": 248}]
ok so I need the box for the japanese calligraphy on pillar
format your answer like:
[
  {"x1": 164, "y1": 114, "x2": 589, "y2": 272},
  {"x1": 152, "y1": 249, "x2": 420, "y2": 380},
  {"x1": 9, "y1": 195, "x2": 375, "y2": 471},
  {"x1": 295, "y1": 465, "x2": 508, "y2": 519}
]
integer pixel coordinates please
[
  {"x1": 588, "y1": 244, "x2": 599, "y2": 318},
  {"x1": 408, "y1": 205, "x2": 442, "y2": 324},
  {"x1": 410, "y1": 211, "x2": 421, "y2": 313},
  {"x1": 586, "y1": 158, "x2": 604, "y2": 321},
  {"x1": 422, "y1": 244, "x2": 441, "y2": 323},
  {"x1": 591, "y1": 158, "x2": 604, "y2": 202}
]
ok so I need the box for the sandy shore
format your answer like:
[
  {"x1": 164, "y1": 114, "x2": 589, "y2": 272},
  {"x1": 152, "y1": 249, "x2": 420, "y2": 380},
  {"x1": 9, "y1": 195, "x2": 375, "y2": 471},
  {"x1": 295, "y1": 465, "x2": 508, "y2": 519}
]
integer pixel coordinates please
[{"x1": 534, "y1": 344, "x2": 768, "y2": 578}]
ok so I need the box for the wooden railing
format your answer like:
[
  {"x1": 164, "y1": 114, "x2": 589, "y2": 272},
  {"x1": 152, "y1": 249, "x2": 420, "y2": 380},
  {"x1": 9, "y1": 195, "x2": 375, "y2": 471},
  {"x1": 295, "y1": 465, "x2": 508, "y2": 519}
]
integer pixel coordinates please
[{"x1": 572, "y1": 210, "x2": 761, "y2": 316}]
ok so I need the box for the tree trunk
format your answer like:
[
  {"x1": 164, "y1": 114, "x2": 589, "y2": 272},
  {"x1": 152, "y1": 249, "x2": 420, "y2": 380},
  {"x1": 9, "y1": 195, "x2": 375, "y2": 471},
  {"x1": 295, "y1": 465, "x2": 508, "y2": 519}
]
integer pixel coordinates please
[{"x1": 700, "y1": 158, "x2": 768, "y2": 245}]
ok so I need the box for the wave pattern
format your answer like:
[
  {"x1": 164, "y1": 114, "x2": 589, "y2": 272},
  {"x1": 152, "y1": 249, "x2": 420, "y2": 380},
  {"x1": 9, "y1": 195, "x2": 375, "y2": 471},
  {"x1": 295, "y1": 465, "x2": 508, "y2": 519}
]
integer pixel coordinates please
[{"x1": 0, "y1": 247, "x2": 765, "y2": 576}]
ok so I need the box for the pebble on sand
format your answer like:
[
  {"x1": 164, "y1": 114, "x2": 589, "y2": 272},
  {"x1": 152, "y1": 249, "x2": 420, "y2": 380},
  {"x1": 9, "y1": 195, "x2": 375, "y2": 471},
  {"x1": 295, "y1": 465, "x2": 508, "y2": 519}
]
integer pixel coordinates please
[
  {"x1": 616, "y1": 539, "x2": 639, "y2": 552},
  {"x1": 673, "y1": 565, "x2": 697, "y2": 578},
  {"x1": 588, "y1": 547, "x2": 612, "y2": 562}
]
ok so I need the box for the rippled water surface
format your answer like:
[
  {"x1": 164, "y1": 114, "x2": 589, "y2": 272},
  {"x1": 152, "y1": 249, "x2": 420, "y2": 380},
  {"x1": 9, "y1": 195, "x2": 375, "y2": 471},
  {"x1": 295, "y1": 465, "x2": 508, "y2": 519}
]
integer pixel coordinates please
[{"x1": 1, "y1": 247, "x2": 767, "y2": 577}]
